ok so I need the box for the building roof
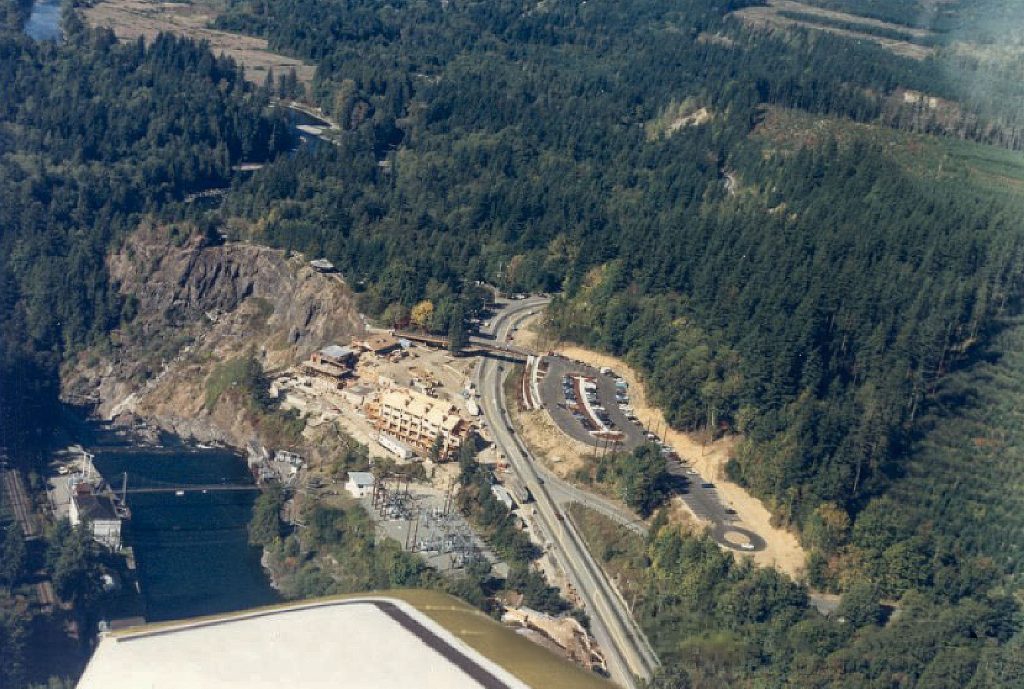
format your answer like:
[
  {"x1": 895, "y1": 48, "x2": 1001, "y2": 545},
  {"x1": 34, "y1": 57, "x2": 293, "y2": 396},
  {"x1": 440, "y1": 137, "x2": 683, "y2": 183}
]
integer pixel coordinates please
[
  {"x1": 319, "y1": 344, "x2": 356, "y2": 359},
  {"x1": 355, "y1": 333, "x2": 400, "y2": 352},
  {"x1": 74, "y1": 591, "x2": 614, "y2": 689},
  {"x1": 380, "y1": 388, "x2": 466, "y2": 433},
  {"x1": 310, "y1": 258, "x2": 336, "y2": 271},
  {"x1": 73, "y1": 486, "x2": 119, "y2": 522},
  {"x1": 347, "y1": 471, "x2": 375, "y2": 487}
]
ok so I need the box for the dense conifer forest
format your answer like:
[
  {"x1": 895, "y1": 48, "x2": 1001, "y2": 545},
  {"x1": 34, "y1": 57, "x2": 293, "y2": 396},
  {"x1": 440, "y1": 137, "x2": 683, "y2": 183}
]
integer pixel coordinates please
[{"x1": 2, "y1": 0, "x2": 1023, "y2": 686}]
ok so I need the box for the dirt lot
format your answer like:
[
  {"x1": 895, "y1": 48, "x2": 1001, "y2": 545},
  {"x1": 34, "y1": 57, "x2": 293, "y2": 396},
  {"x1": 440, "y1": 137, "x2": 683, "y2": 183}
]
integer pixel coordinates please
[
  {"x1": 84, "y1": 0, "x2": 316, "y2": 86},
  {"x1": 275, "y1": 342, "x2": 481, "y2": 492},
  {"x1": 733, "y1": 0, "x2": 934, "y2": 60},
  {"x1": 548, "y1": 344, "x2": 806, "y2": 578},
  {"x1": 513, "y1": 407, "x2": 591, "y2": 479}
]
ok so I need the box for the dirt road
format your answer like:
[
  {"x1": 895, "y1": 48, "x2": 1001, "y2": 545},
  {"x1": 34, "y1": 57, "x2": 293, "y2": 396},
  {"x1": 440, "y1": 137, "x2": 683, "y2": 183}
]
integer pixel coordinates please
[{"x1": 552, "y1": 345, "x2": 807, "y2": 578}]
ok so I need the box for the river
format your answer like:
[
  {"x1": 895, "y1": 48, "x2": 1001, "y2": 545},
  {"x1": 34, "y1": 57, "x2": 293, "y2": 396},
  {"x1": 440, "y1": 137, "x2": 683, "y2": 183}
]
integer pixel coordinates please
[
  {"x1": 24, "y1": 0, "x2": 294, "y2": 619},
  {"x1": 83, "y1": 426, "x2": 279, "y2": 622},
  {"x1": 24, "y1": 0, "x2": 61, "y2": 41}
]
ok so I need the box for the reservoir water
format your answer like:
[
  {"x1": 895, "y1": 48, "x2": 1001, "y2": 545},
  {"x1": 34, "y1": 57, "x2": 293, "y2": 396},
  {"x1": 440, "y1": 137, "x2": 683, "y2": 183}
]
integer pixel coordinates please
[
  {"x1": 24, "y1": 0, "x2": 62, "y2": 41},
  {"x1": 89, "y1": 439, "x2": 279, "y2": 622}
]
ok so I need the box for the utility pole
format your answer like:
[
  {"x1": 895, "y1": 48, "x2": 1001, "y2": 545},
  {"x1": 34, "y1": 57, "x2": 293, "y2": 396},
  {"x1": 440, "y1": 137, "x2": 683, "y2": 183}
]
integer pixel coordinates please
[
  {"x1": 406, "y1": 509, "x2": 420, "y2": 550},
  {"x1": 442, "y1": 478, "x2": 454, "y2": 516},
  {"x1": 121, "y1": 472, "x2": 129, "y2": 504}
]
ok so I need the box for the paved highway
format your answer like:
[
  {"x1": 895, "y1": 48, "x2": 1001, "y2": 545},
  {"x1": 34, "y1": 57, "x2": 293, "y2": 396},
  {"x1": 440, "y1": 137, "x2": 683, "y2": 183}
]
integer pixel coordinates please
[{"x1": 474, "y1": 298, "x2": 658, "y2": 689}]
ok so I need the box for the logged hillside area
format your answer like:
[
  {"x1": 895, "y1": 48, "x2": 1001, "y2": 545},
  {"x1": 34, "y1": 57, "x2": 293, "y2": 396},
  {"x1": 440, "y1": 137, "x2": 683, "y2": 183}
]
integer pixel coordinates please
[{"x1": 62, "y1": 223, "x2": 364, "y2": 456}]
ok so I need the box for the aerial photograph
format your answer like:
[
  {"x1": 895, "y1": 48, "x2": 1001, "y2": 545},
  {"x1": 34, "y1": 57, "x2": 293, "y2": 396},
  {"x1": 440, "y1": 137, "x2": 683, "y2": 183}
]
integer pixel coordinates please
[{"x1": 0, "y1": 0, "x2": 1022, "y2": 687}]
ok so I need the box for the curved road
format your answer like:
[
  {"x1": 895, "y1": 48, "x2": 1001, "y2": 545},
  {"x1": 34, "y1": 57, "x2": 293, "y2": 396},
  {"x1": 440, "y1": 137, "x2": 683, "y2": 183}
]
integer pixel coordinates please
[
  {"x1": 532, "y1": 331, "x2": 765, "y2": 554},
  {"x1": 474, "y1": 298, "x2": 658, "y2": 689}
]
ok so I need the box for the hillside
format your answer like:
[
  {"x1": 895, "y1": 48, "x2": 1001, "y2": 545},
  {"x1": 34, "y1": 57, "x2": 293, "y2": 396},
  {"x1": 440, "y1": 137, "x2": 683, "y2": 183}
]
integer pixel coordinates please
[
  {"x1": 204, "y1": 0, "x2": 1024, "y2": 685},
  {"x1": 62, "y1": 222, "x2": 365, "y2": 459}
]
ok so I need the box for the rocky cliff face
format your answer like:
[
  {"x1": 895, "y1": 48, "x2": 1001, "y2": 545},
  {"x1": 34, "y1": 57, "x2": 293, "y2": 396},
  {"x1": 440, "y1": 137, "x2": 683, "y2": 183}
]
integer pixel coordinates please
[{"x1": 62, "y1": 222, "x2": 364, "y2": 452}]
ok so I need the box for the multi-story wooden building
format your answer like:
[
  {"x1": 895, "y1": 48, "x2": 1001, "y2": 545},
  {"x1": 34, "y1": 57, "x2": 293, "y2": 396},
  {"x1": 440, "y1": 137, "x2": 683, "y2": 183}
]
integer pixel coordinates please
[
  {"x1": 303, "y1": 345, "x2": 357, "y2": 389},
  {"x1": 365, "y1": 388, "x2": 471, "y2": 461}
]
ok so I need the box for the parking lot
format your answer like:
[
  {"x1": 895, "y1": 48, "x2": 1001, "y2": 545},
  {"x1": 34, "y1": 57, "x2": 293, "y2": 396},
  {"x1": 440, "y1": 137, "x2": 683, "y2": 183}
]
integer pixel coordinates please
[{"x1": 539, "y1": 355, "x2": 647, "y2": 451}]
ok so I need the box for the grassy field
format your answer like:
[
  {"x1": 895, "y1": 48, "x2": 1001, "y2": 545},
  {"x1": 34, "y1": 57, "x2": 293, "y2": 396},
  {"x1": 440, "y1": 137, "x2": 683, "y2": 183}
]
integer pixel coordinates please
[{"x1": 83, "y1": 0, "x2": 316, "y2": 87}]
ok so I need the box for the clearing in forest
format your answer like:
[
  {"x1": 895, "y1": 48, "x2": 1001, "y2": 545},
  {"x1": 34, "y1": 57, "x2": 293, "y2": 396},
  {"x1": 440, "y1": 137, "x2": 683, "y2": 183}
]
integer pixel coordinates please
[
  {"x1": 754, "y1": 105, "x2": 1024, "y2": 194},
  {"x1": 84, "y1": 0, "x2": 316, "y2": 87},
  {"x1": 733, "y1": 0, "x2": 935, "y2": 60}
]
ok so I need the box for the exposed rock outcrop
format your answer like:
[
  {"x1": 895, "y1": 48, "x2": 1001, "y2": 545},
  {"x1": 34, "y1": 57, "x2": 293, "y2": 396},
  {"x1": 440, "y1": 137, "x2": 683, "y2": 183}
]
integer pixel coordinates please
[{"x1": 62, "y1": 222, "x2": 364, "y2": 456}]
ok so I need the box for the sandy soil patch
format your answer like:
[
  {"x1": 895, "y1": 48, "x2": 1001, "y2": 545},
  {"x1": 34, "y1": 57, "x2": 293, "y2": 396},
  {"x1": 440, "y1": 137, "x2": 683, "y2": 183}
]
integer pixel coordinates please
[
  {"x1": 733, "y1": 0, "x2": 934, "y2": 60},
  {"x1": 720, "y1": 529, "x2": 752, "y2": 548},
  {"x1": 643, "y1": 100, "x2": 714, "y2": 141},
  {"x1": 551, "y1": 343, "x2": 806, "y2": 579},
  {"x1": 514, "y1": 408, "x2": 591, "y2": 479},
  {"x1": 666, "y1": 107, "x2": 711, "y2": 134},
  {"x1": 697, "y1": 32, "x2": 736, "y2": 48},
  {"x1": 665, "y1": 497, "x2": 700, "y2": 535},
  {"x1": 511, "y1": 312, "x2": 552, "y2": 352},
  {"x1": 84, "y1": 0, "x2": 316, "y2": 86}
]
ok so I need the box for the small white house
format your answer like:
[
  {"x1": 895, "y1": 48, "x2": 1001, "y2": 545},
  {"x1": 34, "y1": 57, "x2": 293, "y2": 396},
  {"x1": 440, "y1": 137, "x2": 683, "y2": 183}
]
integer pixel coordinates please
[
  {"x1": 345, "y1": 472, "x2": 375, "y2": 498},
  {"x1": 490, "y1": 484, "x2": 514, "y2": 511},
  {"x1": 69, "y1": 484, "x2": 122, "y2": 551}
]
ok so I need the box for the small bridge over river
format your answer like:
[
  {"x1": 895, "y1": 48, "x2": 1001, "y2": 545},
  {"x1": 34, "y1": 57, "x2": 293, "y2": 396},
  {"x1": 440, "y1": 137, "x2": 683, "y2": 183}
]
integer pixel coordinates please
[{"x1": 109, "y1": 472, "x2": 261, "y2": 498}]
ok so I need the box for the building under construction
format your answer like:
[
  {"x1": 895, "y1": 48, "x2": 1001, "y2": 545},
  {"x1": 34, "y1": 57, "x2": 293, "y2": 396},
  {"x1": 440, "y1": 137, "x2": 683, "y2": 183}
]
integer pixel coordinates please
[
  {"x1": 365, "y1": 388, "x2": 471, "y2": 461},
  {"x1": 302, "y1": 345, "x2": 357, "y2": 390}
]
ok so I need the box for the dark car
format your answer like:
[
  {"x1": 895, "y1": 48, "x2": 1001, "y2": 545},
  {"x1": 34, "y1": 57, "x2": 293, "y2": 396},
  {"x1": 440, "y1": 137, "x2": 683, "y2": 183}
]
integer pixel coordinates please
[{"x1": 702, "y1": 482, "x2": 715, "y2": 489}]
